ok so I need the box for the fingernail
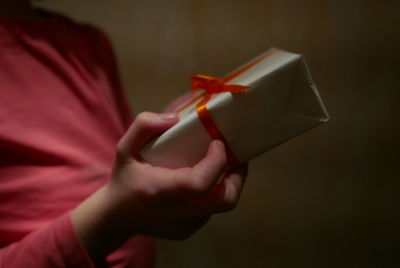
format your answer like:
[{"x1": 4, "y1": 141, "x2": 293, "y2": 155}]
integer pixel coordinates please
[{"x1": 161, "y1": 112, "x2": 178, "y2": 120}]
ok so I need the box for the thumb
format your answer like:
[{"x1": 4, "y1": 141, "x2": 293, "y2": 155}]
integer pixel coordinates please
[{"x1": 117, "y1": 112, "x2": 179, "y2": 158}]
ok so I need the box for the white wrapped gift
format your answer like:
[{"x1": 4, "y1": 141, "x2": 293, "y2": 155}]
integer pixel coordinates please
[{"x1": 141, "y1": 48, "x2": 329, "y2": 169}]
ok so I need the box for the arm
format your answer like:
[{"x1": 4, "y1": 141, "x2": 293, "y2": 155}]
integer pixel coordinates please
[
  {"x1": 71, "y1": 112, "x2": 247, "y2": 262},
  {"x1": 0, "y1": 214, "x2": 95, "y2": 268},
  {"x1": 0, "y1": 111, "x2": 246, "y2": 267}
]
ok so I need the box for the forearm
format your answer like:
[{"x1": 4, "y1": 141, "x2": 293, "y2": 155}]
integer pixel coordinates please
[{"x1": 70, "y1": 183, "x2": 131, "y2": 262}]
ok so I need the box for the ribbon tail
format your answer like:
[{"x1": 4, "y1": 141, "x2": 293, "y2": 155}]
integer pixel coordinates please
[{"x1": 196, "y1": 96, "x2": 239, "y2": 170}]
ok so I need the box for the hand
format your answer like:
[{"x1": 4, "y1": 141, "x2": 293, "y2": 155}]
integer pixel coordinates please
[
  {"x1": 110, "y1": 112, "x2": 248, "y2": 238},
  {"x1": 71, "y1": 112, "x2": 248, "y2": 260}
]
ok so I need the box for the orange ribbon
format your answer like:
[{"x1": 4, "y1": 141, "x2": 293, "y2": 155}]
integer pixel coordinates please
[
  {"x1": 189, "y1": 75, "x2": 249, "y2": 169},
  {"x1": 179, "y1": 49, "x2": 281, "y2": 170}
]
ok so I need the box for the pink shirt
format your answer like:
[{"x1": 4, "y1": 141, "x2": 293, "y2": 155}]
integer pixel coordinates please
[{"x1": 0, "y1": 14, "x2": 155, "y2": 267}]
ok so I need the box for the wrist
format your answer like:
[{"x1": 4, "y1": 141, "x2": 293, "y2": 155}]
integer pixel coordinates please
[{"x1": 70, "y1": 184, "x2": 132, "y2": 260}]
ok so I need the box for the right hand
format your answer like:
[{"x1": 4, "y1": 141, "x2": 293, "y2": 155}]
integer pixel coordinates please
[
  {"x1": 109, "y1": 111, "x2": 248, "y2": 239},
  {"x1": 71, "y1": 112, "x2": 248, "y2": 259}
]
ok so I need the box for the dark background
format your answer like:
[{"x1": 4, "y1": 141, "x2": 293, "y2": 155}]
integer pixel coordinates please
[{"x1": 38, "y1": 0, "x2": 400, "y2": 267}]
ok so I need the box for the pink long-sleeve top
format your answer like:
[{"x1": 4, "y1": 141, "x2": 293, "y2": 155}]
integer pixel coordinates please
[{"x1": 0, "y1": 13, "x2": 155, "y2": 267}]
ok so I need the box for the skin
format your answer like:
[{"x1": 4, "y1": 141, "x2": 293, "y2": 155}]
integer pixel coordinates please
[
  {"x1": 72, "y1": 112, "x2": 247, "y2": 261},
  {"x1": 1, "y1": 0, "x2": 248, "y2": 263}
]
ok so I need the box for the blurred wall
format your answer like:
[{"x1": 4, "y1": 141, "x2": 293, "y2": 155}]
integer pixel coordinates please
[{"x1": 38, "y1": 0, "x2": 400, "y2": 267}]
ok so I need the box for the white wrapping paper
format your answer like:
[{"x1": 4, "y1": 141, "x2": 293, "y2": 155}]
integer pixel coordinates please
[{"x1": 141, "y1": 48, "x2": 329, "y2": 168}]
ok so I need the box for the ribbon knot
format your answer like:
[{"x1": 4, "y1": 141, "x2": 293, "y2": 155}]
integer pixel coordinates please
[
  {"x1": 185, "y1": 74, "x2": 250, "y2": 170},
  {"x1": 179, "y1": 49, "x2": 281, "y2": 170},
  {"x1": 190, "y1": 74, "x2": 250, "y2": 95}
]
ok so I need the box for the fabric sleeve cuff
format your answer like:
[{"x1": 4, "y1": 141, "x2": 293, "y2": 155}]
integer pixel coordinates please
[{"x1": 52, "y1": 213, "x2": 96, "y2": 268}]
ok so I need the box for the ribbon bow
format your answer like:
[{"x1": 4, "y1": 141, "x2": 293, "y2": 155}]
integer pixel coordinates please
[
  {"x1": 190, "y1": 74, "x2": 250, "y2": 95},
  {"x1": 179, "y1": 49, "x2": 281, "y2": 169},
  {"x1": 187, "y1": 75, "x2": 250, "y2": 169}
]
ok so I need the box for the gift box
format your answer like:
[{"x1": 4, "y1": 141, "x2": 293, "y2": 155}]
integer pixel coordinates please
[{"x1": 140, "y1": 48, "x2": 329, "y2": 169}]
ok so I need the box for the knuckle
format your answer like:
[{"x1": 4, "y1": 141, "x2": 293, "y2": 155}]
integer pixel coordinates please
[
  {"x1": 115, "y1": 141, "x2": 129, "y2": 161},
  {"x1": 190, "y1": 172, "x2": 211, "y2": 196},
  {"x1": 116, "y1": 141, "x2": 126, "y2": 156},
  {"x1": 176, "y1": 168, "x2": 193, "y2": 189},
  {"x1": 137, "y1": 186, "x2": 159, "y2": 200},
  {"x1": 134, "y1": 112, "x2": 153, "y2": 128},
  {"x1": 133, "y1": 181, "x2": 160, "y2": 200}
]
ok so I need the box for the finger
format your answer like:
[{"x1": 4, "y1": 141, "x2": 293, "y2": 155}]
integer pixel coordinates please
[
  {"x1": 117, "y1": 112, "x2": 179, "y2": 158},
  {"x1": 191, "y1": 165, "x2": 248, "y2": 214},
  {"x1": 188, "y1": 140, "x2": 228, "y2": 197},
  {"x1": 155, "y1": 140, "x2": 227, "y2": 200}
]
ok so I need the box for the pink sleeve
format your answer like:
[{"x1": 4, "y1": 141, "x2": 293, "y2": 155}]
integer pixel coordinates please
[{"x1": 0, "y1": 213, "x2": 95, "y2": 268}]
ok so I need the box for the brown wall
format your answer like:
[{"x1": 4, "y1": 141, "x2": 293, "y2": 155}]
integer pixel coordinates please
[{"x1": 39, "y1": 0, "x2": 400, "y2": 267}]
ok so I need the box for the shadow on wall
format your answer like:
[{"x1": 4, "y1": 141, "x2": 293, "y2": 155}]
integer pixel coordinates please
[{"x1": 38, "y1": 0, "x2": 400, "y2": 267}]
